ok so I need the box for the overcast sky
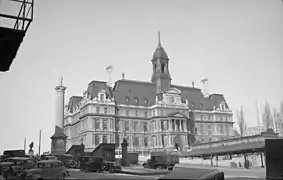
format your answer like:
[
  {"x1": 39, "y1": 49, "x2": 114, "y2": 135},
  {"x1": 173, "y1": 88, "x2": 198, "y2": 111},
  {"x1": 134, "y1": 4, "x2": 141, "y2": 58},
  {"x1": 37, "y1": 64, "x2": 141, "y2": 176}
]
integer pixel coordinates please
[{"x1": 0, "y1": 0, "x2": 282, "y2": 154}]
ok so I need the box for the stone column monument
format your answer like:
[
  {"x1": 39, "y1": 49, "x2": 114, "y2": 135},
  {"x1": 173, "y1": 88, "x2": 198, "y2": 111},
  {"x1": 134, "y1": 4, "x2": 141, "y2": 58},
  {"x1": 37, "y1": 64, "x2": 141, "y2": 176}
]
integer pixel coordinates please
[{"x1": 51, "y1": 77, "x2": 67, "y2": 155}]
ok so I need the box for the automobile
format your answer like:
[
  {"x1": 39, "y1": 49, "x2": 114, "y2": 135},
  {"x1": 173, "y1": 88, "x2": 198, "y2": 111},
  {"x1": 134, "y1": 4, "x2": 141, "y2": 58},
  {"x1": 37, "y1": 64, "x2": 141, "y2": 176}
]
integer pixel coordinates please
[
  {"x1": 80, "y1": 156, "x2": 118, "y2": 173},
  {"x1": 23, "y1": 159, "x2": 69, "y2": 180},
  {"x1": 158, "y1": 164, "x2": 224, "y2": 180},
  {"x1": 0, "y1": 155, "x2": 9, "y2": 175},
  {"x1": 2, "y1": 157, "x2": 34, "y2": 179},
  {"x1": 65, "y1": 160, "x2": 79, "y2": 169}
]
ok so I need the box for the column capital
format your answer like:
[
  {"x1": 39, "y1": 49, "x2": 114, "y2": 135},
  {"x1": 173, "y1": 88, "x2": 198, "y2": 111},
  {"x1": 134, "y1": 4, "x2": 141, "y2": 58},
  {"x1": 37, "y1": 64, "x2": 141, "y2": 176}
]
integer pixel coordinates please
[{"x1": 55, "y1": 85, "x2": 67, "y2": 92}]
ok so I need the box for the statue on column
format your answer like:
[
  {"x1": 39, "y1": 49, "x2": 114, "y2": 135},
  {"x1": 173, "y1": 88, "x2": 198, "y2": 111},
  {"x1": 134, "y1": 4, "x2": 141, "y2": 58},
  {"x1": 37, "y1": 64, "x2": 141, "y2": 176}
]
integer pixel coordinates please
[{"x1": 28, "y1": 142, "x2": 34, "y2": 156}]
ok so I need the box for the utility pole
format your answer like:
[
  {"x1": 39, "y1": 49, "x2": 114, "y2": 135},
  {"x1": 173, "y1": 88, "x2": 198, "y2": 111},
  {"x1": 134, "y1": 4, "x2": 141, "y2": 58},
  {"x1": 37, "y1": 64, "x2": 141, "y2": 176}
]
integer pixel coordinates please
[{"x1": 38, "y1": 130, "x2": 42, "y2": 156}]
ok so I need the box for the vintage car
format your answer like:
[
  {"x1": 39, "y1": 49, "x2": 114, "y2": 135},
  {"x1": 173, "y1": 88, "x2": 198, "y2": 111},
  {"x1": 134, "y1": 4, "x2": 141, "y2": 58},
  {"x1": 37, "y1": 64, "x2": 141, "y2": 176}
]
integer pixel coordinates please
[
  {"x1": 158, "y1": 164, "x2": 224, "y2": 180},
  {"x1": 23, "y1": 159, "x2": 69, "y2": 180},
  {"x1": 65, "y1": 160, "x2": 79, "y2": 169},
  {"x1": 0, "y1": 155, "x2": 10, "y2": 175},
  {"x1": 2, "y1": 157, "x2": 34, "y2": 179},
  {"x1": 80, "y1": 156, "x2": 118, "y2": 173}
]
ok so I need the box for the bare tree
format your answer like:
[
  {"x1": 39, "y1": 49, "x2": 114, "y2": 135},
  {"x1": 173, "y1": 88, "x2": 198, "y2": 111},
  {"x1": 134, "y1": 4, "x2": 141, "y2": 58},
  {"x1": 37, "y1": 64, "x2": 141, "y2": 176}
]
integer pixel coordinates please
[
  {"x1": 236, "y1": 106, "x2": 247, "y2": 137},
  {"x1": 262, "y1": 102, "x2": 273, "y2": 130},
  {"x1": 273, "y1": 108, "x2": 280, "y2": 133}
]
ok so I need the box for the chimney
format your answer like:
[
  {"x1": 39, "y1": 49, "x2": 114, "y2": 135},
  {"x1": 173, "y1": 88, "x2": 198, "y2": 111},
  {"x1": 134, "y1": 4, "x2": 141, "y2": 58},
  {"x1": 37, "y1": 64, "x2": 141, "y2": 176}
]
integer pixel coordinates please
[
  {"x1": 122, "y1": 73, "x2": 125, "y2": 80},
  {"x1": 192, "y1": 81, "x2": 195, "y2": 88},
  {"x1": 201, "y1": 78, "x2": 209, "y2": 98}
]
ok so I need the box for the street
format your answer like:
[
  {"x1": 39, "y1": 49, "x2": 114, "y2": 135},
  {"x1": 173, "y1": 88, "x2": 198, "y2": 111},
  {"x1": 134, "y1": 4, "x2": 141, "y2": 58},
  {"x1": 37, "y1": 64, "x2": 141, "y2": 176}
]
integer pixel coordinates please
[{"x1": 67, "y1": 169, "x2": 161, "y2": 180}]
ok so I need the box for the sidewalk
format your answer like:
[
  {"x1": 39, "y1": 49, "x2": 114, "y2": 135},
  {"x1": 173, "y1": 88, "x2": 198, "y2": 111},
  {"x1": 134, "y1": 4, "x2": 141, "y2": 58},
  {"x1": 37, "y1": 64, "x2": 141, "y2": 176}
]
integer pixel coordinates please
[{"x1": 117, "y1": 166, "x2": 170, "y2": 176}]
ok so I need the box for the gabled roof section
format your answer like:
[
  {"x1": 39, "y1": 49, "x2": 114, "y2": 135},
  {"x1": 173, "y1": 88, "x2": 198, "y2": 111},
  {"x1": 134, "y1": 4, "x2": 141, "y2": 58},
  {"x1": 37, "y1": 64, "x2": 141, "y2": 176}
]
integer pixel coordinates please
[
  {"x1": 113, "y1": 79, "x2": 156, "y2": 107},
  {"x1": 86, "y1": 80, "x2": 113, "y2": 100},
  {"x1": 67, "y1": 96, "x2": 83, "y2": 112}
]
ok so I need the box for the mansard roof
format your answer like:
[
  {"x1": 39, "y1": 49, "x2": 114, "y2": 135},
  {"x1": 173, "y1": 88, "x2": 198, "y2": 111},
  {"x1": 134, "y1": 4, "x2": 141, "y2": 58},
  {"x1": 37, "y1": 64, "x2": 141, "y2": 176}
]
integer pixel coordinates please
[
  {"x1": 66, "y1": 80, "x2": 230, "y2": 112},
  {"x1": 86, "y1": 80, "x2": 113, "y2": 100},
  {"x1": 113, "y1": 79, "x2": 156, "y2": 107},
  {"x1": 67, "y1": 96, "x2": 83, "y2": 112}
]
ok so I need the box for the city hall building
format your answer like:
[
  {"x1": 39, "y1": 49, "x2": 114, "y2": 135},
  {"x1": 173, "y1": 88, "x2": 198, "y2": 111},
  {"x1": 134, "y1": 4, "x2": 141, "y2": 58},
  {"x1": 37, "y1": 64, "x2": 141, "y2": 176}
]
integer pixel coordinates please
[{"x1": 63, "y1": 35, "x2": 234, "y2": 153}]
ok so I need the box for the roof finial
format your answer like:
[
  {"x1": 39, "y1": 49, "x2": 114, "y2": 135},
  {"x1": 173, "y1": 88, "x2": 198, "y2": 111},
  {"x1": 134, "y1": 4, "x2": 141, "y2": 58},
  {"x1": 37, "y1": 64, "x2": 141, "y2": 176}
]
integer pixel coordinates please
[{"x1": 158, "y1": 31, "x2": 161, "y2": 45}]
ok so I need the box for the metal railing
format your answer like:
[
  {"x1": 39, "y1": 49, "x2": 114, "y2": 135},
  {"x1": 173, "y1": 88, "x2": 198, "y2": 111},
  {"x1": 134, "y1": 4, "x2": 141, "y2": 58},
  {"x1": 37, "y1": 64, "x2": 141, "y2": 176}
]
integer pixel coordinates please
[{"x1": 0, "y1": 0, "x2": 34, "y2": 32}]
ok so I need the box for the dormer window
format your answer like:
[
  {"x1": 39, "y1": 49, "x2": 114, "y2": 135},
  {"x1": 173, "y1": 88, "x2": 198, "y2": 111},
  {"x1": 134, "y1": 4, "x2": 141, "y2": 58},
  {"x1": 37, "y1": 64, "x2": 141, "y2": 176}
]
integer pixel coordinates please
[
  {"x1": 220, "y1": 103, "x2": 226, "y2": 111},
  {"x1": 99, "y1": 93, "x2": 105, "y2": 102},
  {"x1": 125, "y1": 96, "x2": 130, "y2": 103},
  {"x1": 144, "y1": 99, "x2": 148, "y2": 104},
  {"x1": 134, "y1": 97, "x2": 139, "y2": 105}
]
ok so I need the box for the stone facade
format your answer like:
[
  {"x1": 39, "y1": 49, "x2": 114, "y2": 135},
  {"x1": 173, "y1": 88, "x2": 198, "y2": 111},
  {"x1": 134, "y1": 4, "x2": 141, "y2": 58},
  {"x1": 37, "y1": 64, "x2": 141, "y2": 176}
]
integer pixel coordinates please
[{"x1": 63, "y1": 35, "x2": 234, "y2": 154}]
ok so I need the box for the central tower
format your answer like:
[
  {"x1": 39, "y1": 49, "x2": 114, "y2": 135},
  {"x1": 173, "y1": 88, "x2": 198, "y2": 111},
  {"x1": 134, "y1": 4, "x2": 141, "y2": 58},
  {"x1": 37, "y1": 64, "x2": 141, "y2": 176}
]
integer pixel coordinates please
[{"x1": 151, "y1": 32, "x2": 172, "y2": 94}]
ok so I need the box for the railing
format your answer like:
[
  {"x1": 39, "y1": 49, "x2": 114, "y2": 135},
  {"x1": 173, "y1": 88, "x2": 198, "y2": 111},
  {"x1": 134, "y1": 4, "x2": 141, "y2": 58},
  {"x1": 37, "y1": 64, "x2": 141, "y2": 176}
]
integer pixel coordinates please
[{"x1": 0, "y1": 0, "x2": 34, "y2": 32}]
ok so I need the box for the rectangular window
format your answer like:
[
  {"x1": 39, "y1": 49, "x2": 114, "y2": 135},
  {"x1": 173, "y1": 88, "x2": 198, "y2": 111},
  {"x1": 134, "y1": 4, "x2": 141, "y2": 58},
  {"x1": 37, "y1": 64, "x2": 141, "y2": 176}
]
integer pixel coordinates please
[
  {"x1": 103, "y1": 119, "x2": 108, "y2": 130},
  {"x1": 134, "y1": 121, "x2": 138, "y2": 132},
  {"x1": 100, "y1": 93, "x2": 104, "y2": 102},
  {"x1": 95, "y1": 135, "x2": 100, "y2": 145},
  {"x1": 104, "y1": 107, "x2": 108, "y2": 114},
  {"x1": 153, "y1": 111, "x2": 155, "y2": 116},
  {"x1": 95, "y1": 119, "x2": 100, "y2": 130},
  {"x1": 161, "y1": 135, "x2": 165, "y2": 146},
  {"x1": 103, "y1": 135, "x2": 107, "y2": 143},
  {"x1": 126, "y1": 110, "x2": 129, "y2": 116},
  {"x1": 135, "y1": 111, "x2": 139, "y2": 117},
  {"x1": 160, "y1": 110, "x2": 164, "y2": 116},
  {"x1": 96, "y1": 107, "x2": 100, "y2": 114},
  {"x1": 220, "y1": 116, "x2": 223, "y2": 121},
  {"x1": 225, "y1": 116, "x2": 228, "y2": 121},
  {"x1": 92, "y1": 134, "x2": 95, "y2": 145},
  {"x1": 200, "y1": 115, "x2": 203, "y2": 121},
  {"x1": 181, "y1": 120, "x2": 184, "y2": 132},
  {"x1": 134, "y1": 136, "x2": 139, "y2": 147},
  {"x1": 125, "y1": 121, "x2": 129, "y2": 131},
  {"x1": 144, "y1": 112, "x2": 148, "y2": 118},
  {"x1": 144, "y1": 122, "x2": 148, "y2": 132},
  {"x1": 144, "y1": 137, "x2": 148, "y2": 147},
  {"x1": 161, "y1": 120, "x2": 164, "y2": 131}
]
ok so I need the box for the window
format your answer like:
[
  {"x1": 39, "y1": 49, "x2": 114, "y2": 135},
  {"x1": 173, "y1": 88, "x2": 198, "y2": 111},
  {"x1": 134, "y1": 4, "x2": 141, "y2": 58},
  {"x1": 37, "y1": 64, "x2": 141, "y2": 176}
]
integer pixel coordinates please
[
  {"x1": 161, "y1": 135, "x2": 165, "y2": 146},
  {"x1": 92, "y1": 134, "x2": 96, "y2": 145},
  {"x1": 103, "y1": 135, "x2": 107, "y2": 143},
  {"x1": 160, "y1": 110, "x2": 164, "y2": 116},
  {"x1": 125, "y1": 121, "x2": 129, "y2": 131},
  {"x1": 96, "y1": 107, "x2": 100, "y2": 114},
  {"x1": 225, "y1": 125, "x2": 229, "y2": 135},
  {"x1": 126, "y1": 110, "x2": 129, "y2": 116},
  {"x1": 135, "y1": 111, "x2": 139, "y2": 117},
  {"x1": 153, "y1": 111, "x2": 155, "y2": 116},
  {"x1": 144, "y1": 122, "x2": 148, "y2": 132},
  {"x1": 144, "y1": 99, "x2": 148, "y2": 104},
  {"x1": 220, "y1": 116, "x2": 223, "y2": 121},
  {"x1": 104, "y1": 107, "x2": 108, "y2": 114},
  {"x1": 133, "y1": 136, "x2": 139, "y2": 147},
  {"x1": 134, "y1": 121, "x2": 138, "y2": 131},
  {"x1": 126, "y1": 96, "x2": 130, "y2": 103},
  {"x1": 95, "y1": 119, "x2": 100, "y2": 130},
  {"x1": 200, "y1": 124, "x2": 203, "y2": 134},
  {"x1": 161, "y1": 63, "x2": 165, "y2": 73},
  {"x1": 161, "y1": 120, "x2": 164, "y2": 131},
  {"x1": 144, "y1": 137, "x2": 148, "y2": 147},
  {"x1": 95, "y1": 135, "x2": 100, "y2": 145},
  {"x1": 181, "y1": 120, "x2": 184, "y2": 132},
  {"x1": 134, "y1": 97, "x2": 139, "y2": 105},
  {"x1": 208, "y1": 125, "x2": 212, "y2": 135},
  {"x1": 144, "y1": 112, "x2": 148, "y2": 118},
  {"x1": 219, "y1": 125, "x2": 224, "y2": 134},
  {"x1": 99, "y1": 93, "x2": 105, "y2": 102},
  {"x1": 200, "y1": 115, "x2": 203, "y2": 121},
  {"x1": 103, "y1": 119, "x2": 108, "y2": 130},
  {"x1": 225, "y1": 116, "x2": 228, "y2": 121}
]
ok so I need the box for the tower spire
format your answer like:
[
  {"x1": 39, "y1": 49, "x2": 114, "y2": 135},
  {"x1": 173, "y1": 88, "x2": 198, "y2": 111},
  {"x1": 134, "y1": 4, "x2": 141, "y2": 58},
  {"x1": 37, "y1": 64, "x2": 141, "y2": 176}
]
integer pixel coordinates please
[{"x1": 158, "y1": 31, "x2": 161, "y2": 46}]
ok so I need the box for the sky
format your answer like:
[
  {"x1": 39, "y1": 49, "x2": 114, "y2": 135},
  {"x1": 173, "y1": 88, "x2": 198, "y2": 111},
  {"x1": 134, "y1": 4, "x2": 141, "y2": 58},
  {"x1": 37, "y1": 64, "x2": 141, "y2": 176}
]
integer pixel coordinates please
[{"x1": 0, "y1": 0, "x2": 282, "y2": 154}]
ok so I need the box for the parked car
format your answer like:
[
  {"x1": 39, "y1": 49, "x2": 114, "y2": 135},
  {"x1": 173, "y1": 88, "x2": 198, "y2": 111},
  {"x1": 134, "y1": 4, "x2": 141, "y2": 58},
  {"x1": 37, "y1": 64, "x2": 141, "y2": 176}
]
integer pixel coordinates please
[
  {"x1": 2, "y1": 157, "x2": 34, "y2": 179},
  {"x1": 66, "y1": 160, "x2": 79, "y2": 169},
  {"x1": 23, "y1": 159, "x2": 69, "y2": 180}
]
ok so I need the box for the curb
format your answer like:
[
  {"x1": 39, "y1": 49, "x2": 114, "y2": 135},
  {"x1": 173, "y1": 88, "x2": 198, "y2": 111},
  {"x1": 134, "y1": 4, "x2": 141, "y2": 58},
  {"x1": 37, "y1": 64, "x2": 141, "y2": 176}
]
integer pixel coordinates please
[{"x1": 116, "y1": 169, "x2": 170, "y2": 176}]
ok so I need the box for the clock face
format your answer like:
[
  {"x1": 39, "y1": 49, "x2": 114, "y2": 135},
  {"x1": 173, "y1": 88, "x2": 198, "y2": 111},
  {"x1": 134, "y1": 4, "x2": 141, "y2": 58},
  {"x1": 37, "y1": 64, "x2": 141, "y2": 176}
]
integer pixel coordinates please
[{"x1": 169, "y1": 96, "x2": 175, "y2": 104}]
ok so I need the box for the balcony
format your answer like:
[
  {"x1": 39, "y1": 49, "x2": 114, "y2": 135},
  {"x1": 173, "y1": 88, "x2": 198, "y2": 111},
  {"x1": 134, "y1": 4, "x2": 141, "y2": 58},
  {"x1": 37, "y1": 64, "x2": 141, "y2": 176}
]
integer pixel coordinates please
[{"x1": 0, "y1": 0, "x2": 34, "y2": 72}]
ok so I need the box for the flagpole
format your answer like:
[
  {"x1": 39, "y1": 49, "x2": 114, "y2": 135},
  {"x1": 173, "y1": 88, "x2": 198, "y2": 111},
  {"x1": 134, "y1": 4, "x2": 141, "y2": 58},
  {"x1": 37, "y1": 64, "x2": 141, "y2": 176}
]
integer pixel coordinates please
[
  {"x1": 39, "y1": 130, "x2": 42, "y2": 156},
  {"x1": 24, "y1": 137, "x2": 26, "y2": 153}
]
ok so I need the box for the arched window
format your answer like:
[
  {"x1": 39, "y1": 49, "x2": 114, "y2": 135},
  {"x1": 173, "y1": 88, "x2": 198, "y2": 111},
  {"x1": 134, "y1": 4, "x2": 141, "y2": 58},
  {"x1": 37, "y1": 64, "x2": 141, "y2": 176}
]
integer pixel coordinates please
[{"x1": 161, "y1": 63, "x2": 165, "y2": 73}]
